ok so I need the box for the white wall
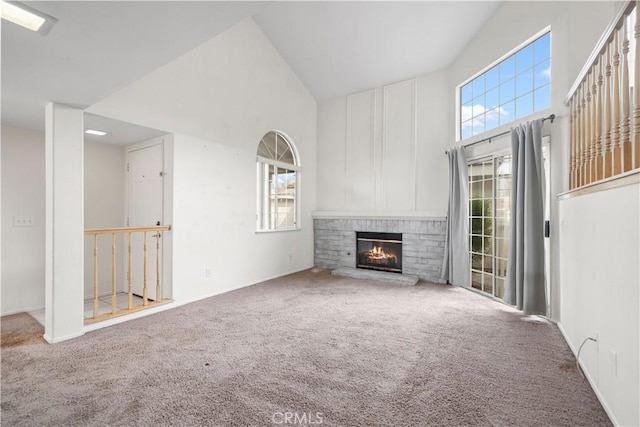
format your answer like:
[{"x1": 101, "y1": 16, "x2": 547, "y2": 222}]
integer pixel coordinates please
[
  {"x1": 88, "y1": 18, "x2": 317, "y2": 303},
  {"x1": 1, "y1": 126, "x2": 45, "y2": 315},
  {"x1": 317, "y1": 70, "x2": 451, "y2": 216},
  {"x1": 83, "y1": 140, "x2": 125, "y2": 298},
  {"x1": 559, "y1": 180, "x2": 639, "y2": 426}
]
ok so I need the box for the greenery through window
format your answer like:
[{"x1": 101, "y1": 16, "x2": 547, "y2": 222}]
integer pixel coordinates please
[
  {"x1": 460, "y1": 32, "x2": 551, "y2": 139},
  {"x1": 468, "y1": 155, "x2": 511, "y2": 298},
  {"x1": 257, "y1": 131, "x2": 300, "y2": 231}
]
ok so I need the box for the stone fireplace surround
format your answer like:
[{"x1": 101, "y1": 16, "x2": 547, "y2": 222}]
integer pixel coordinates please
[{"x1": 313, "y1": 215, "x2": 446, "y2": 284}]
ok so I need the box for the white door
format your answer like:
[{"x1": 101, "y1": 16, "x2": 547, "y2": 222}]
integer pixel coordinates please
[{"x1": 127, "y1": 142, "x2": 164, "y2": 301}]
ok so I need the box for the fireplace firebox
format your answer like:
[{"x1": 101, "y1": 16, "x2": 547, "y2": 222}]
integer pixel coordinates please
[{"x1": 356, "y1": 232, "x2": 402, "y2": 273}]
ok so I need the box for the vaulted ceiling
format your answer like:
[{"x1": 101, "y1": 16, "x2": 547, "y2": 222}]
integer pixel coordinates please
[{"x1": 1, "y1": 1, "x2": 502, "y2": 136}]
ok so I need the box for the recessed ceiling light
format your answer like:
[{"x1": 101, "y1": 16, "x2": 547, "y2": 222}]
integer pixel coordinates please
[
  {"x1": 0, "y1": 1, "x2": 57, "y2": 35},
  {"x1": 85, "y1": 129, "x2": 109, "y2": 136}
]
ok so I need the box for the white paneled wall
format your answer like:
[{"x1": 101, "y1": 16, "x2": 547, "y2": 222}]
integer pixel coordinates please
[
  {"x1": 326, "y1": 78, "x2": 421, "y2": 213},
  {"x1": 346, "y1": 90, "x2": 376, "y2": 210},
  {"x1": 382, "y1": 79, "x2": 416, "y2": 210}
]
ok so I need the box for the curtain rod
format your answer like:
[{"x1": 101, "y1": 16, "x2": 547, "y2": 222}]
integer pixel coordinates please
[{"x1": 445, "y1": 113, "x2": 556, "y2": 155}]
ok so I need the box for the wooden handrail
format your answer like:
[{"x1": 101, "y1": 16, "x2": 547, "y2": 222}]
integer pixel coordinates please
[
  {"x1": 85, "y1": 225, "x2": 171, "y2": 235},
  {"x1": 565, "y1": 1, "x2": 635, "y2": 105},
  {"x1": 565, "y1": 0, "x2": 640, "y2": 190},
  {"x1": 85, "y1": 224, "x2": 171, "y2": 323}
]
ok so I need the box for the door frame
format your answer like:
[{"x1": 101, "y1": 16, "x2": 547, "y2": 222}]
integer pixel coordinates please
[{"x1": 124, "y1": 135, "x2": 173, "y2": 300}]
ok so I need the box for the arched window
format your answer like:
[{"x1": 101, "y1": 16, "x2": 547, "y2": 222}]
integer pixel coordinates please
[{"x1": 256, "y1": 131, "x2": 300, "y2": 231}]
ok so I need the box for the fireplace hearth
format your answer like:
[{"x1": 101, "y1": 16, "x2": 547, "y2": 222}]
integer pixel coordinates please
[{"x1": 356, "y1": 232, "x2": 402, "y2": 273}]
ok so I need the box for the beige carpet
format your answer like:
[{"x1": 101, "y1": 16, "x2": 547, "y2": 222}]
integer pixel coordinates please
[{"x1": 1, "y1": 269, "x2": 610, "y2": 426}]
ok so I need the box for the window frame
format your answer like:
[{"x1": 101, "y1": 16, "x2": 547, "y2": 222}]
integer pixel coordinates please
[
  {"x1": 456, "y1": 26, "x2": 552, "y2": 141},
  {"x1": 256, "y1": 131, "x2": 301, "y2": 233}
]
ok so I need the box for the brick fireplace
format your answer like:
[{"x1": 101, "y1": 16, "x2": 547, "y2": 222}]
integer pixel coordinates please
[{"x1": 313, "y1": 216, "x2": 446, "y2": 283}]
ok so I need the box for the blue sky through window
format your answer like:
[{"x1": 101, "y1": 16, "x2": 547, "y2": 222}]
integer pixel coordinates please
[{"x1": 460, "y1": 32, "x2": 551, "y2": 139}]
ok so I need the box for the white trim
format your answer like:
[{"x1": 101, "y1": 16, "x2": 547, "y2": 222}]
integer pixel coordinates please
[
  {"x1": 255, "y1": 155, "x2": 300, "y2": 171},
  {"x1": 0, "y1": 305, "x2": 46, "y2": 317},
  {"x1": 272, "y1": 129, "x2": 301, "y2": 167},
  {"x1": 466, "y1": 146, "x2": 511, "y2": 164},
  {"x1": 44, "y1": 330, "x2": 85, "y2": 344},
  {"x1": 125, "y1": 137, "x2": 165, "y2": 153},
  {"x1": 557, "y1": 323, "x2": 618, "y2": 426},
  {"x1": 412, "y1": 79, "x2": 418, "y2": 211},
  {"x1": 372, "y1": 90, "x2": 378, "y2": 210},
  {"x1": 312, "y1": 211, "x2": 445, "y2": 221},
  {"x1": 255, "y1": 227, "x2": 301, "y2": 234}
]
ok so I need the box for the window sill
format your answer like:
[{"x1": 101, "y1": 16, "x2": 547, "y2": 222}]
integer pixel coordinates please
[{"x1": 255, "y1": 227, "x2": 302, "y2": 234}]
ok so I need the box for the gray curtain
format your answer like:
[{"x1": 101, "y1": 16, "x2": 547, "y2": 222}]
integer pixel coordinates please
[
  {"x1": 503, "y1": 119, "x2": 546, "y2": 315},
  {"x1": 441, "y1": 146, "x2": 469, "y2": 287}
]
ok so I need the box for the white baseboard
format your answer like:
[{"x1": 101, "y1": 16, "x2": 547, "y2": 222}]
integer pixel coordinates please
[
  {"x1": 1, "y1": 305, "x2": 45, "y2": 317},
  {"x1": 43, "y1": 330, "x2": 85, "y2": 344},
  {"x1": 557, "y1": 323, "x2": 618, "y2": 426}
]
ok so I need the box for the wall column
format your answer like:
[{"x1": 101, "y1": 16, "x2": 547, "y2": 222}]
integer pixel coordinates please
[{"x1": 44, "y1": 103, "x2": 84, "y2": 343}]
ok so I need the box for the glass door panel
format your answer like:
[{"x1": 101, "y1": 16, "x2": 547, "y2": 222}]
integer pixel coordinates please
[
  {"x1": 468, "y1": 155, "x2": 510, "y2": 298},
  {"x1": 469, "y1": 160, "x2": 494, "y2": 295},
  {"x1": 468, "y1": 147, "x2": 547, "y2": 305}
]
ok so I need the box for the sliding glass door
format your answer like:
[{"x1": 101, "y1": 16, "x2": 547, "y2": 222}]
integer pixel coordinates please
[{"x1": 468, "y1": 143, "x2": 549, "y2": 308}]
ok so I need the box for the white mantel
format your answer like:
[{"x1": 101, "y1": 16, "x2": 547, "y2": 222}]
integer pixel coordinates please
[{"x1": 312, "y1": 211, "x2": 446, "y2": 221}]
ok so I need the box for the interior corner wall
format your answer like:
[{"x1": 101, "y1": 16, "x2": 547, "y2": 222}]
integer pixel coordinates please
[
  {"x1": 83, "y1": 140, "x2": 125, "y2": 298},
  {"x1": 317, "y1": 70, "x2": 451, "y2": 216},
  {"x1": 88, "y1": 18, "x2": 317, "y2": 303},
  {"x1": 1, "y1": 126, "x2": 46, "y2": 315}
]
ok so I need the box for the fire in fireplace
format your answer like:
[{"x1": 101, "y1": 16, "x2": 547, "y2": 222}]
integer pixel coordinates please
[{"x1": 356, "y1": 232, "x2": 402, "y2": 273}]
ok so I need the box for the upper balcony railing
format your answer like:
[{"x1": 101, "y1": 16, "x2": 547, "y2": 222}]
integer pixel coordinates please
[{"x1": 565, "y1": 0, "x2": 640, "y2": 189}]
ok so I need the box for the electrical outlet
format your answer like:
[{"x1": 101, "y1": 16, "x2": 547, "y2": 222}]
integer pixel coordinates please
[
  {"x1": 14, "y1": 216, "x2": 34, "y2": 227},
  {"x1": 610, "y1": 350, "x2": 617, "y2": 377},
  {"x1": 205, "y1": 268, "x2": 212, "y2": 278}
]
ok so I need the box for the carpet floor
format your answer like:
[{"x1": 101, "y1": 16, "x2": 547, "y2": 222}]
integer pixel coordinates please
[{"x1": 1, "y1": 269, "x2": 610, "y2": 426}]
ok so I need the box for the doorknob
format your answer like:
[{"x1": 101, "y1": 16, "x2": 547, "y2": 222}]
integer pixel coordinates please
[{"x1": 156, "y1": 221, "x2": 161, "y2": 226}]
